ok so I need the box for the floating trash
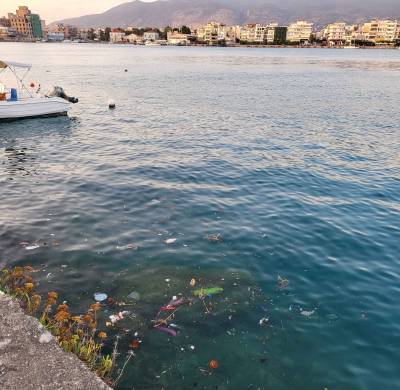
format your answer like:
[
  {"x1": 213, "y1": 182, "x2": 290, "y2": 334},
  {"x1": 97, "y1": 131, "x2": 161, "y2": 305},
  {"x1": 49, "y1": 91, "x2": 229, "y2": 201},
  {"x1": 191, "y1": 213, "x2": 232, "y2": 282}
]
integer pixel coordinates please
[
  {"x1": 94, "y1": 292, "x2": 108, "y2": 302},
  {"x1": 117, "y1": 244, "x2": 139, "y2": 251},
  {"x1": 259, "y1": 317, "x2": 269, "y2": 326},
  {"x1": 109, "y1": 311, "x2": 130, "y2": 324},
  {"x1": 25, "y1": 244, "x2": 40, "y2": 251},
  {"x1": 301, "y1": 310, "x2": 315, "y2": 317},
  {"x1": 193, "y1": 287, "x2": 224, "y2": 298},
  {"x1": 154, "y1": 326, "x2": 177, "y2": 337},
  {"x1": 164, "y1": 238, "x2": 177, "y2": 244},
  {"x1": 277, "y1": 275, "x2": 289, "y2": 289},
  {"x1": 205, "y1": 233, "x2": 222, "y2": 243},
  {"x1": 160, "y1": 297, "x2": 186, "y2": 312},
  {"x1": 129, "y1": 340, "x2": 141, "y2": 349},
  {"x1": 127, "y1": 291, "x2": 141, "y2": 300}
]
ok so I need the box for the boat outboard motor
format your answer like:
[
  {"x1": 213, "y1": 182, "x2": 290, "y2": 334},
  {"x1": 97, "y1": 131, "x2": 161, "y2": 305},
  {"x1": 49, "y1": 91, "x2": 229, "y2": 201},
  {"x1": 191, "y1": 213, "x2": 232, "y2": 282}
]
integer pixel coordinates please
[{"x1": 48, "y1": 86, "x2": 78, "y2": 104}]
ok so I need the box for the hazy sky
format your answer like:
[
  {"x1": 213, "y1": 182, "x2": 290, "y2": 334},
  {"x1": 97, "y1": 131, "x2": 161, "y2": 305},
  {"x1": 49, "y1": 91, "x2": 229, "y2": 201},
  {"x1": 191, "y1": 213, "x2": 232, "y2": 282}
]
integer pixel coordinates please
[{"x1": 0, "y1": 0, "x2": 155, "y2": 22}]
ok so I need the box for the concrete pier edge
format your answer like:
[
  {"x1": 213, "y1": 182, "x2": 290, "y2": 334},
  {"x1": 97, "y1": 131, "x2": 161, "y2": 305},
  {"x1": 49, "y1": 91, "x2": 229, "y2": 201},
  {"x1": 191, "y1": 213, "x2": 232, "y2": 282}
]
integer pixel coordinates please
[{"x1": 0, "y1": 291, "x2": 112, "y2": 390}]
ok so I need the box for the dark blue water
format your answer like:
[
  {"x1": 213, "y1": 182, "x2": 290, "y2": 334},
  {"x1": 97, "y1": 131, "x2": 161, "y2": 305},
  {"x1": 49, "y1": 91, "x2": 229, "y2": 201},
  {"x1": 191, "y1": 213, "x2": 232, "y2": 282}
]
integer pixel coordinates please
[{"x1": 1, "y1": 43, "x2": 400, "y2": 389}]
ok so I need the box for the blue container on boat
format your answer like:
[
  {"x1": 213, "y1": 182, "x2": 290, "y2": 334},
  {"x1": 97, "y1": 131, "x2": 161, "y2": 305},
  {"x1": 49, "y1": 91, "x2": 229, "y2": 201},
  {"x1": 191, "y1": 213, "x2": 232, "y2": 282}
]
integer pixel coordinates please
[{"x1": 10, "y1": 88, "x2": 18, "y2": 101}]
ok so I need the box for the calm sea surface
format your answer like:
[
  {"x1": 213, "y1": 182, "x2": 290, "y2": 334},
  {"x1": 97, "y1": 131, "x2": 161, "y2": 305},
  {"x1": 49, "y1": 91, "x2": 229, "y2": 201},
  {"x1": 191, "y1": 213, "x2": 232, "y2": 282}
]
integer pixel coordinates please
[{"x1": 1, "y1": 43, "x2": 400, "y2": 390}]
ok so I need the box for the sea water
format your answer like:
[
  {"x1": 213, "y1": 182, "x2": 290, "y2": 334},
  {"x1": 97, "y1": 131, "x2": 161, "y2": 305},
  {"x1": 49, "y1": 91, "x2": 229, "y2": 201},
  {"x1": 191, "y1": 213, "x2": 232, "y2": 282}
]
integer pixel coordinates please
[{"x1": 1, "y1": 43, "x2": 400, "y2": 389}]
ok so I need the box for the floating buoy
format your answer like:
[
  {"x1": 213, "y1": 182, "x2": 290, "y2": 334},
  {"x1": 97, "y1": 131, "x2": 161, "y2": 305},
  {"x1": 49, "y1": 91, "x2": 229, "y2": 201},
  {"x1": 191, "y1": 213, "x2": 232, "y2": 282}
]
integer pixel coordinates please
[
  {"x1": 124, "y1": 69, "x2": 128, "y2": 72},
  {"x1": 30, "y1": 82, "x2": 35, "y2": 88},
  {"x1": 108, "y1": 99, "x2": 116, "y2": 109}
]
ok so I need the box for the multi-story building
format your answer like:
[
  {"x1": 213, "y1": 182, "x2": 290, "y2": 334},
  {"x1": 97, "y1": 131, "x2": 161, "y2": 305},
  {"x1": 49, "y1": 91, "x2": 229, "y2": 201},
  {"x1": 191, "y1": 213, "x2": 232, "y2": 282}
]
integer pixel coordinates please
[
  {"x1": 196, "y1": 22, "x2": 227, "y2": 45},
  {"x1": 143, "y1": 30, "x2": 160, "y2": 41},
  {"x1": 362, "y1": 19, "x2": 398, "y2": 43},
  {"x1": 50, "y1": 23, "x2": 77, "y2": 40},
  {"x1": 110, "y1": 29, "x2": 126, "y2": 43},
  {"x1": 239, "y1": 23, "x2": 278, "y2": 44},
  {"x1": 8, "y1": 6, "x2": 33, "y2": 38},
  {"x1": 287, "y1": 21, "x2": 313, "y2": 43},
  {"x1": 240, "y1": 24, "x2": 266, "y2": 43},
  {"x1": 167, "y1": 31, "x2": 190, "y2": 45},
  {"x1": 6, "y1": 6, "x2": 44, "y2": 39},
  {"x1": 27, "y1": 14, "x2": 43, "y2": 39},
  {"x1": 0, "y1": 17, "x2": 10, "y2": 27}
]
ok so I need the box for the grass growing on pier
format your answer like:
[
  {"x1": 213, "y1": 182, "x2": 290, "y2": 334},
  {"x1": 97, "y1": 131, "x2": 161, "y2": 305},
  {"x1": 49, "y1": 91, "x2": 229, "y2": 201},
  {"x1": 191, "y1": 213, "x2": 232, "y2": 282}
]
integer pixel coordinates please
[{"x1": 0, "y1": 266, "x2": 117, "y2": 385}]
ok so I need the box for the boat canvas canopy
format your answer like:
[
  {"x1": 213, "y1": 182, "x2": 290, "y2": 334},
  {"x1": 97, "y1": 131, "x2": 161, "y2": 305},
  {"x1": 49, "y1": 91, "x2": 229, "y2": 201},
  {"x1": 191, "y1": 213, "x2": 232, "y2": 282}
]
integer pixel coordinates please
[{"x1": 0, "y1": 60, "x2": 32, "y2": 69}]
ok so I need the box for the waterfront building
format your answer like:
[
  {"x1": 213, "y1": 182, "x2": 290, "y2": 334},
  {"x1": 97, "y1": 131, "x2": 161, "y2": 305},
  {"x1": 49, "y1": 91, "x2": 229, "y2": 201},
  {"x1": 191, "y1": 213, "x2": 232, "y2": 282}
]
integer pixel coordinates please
[
  {"x1": 0, "y1": 26, "x2": 17, "y2": 39},
  {"x1": 50, "y1": 23, "x2": 77, "y2": 40},
  {"x1": 8, "y1": 6, "x2": 33, "y2": 38},
  {"x1": 126, "y1": 33, "x2": 143, "y2": 44},
  {"x1": 27, "y1": 14, "x2": 43, "y2": 39},
  {"x1": 47, "y1": 32, "x2": 64, "y2": 41},
  {"x1": 110, "y1": 28, "x2": 126, "y2": 43},
  {"x1": 362, "y1": 19, "x2": 398, "y2": 43},
  {"x1": 240, "y1": 24, "x2": 266, "y2": 43},
  {"x1": 196, "y1": 22, "x2": 227, "y2": 45},
  {"x1": 319, "y1": 23, "x2": 359, "y2": 45},
  {"x1": 167, "y1": 31, "x2": 191, "y2": 45},
  {"x1": 286, "y1": 21, "x2": 313, "y2": 43},
  {"x1": 0, "y1": 17, "x2": 10, "y2": 27},
  {"x1": 143, "y1": 30, "x2": 160, "y2": 41}
]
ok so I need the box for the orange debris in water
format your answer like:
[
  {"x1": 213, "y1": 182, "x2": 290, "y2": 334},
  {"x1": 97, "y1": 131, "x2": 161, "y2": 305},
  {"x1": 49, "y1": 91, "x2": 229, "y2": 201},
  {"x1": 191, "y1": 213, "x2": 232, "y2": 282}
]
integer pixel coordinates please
[
  {"x1": 208, "y1": 359, "x2": 219, "y2": 369},
  {"x1": 129, "y1": 340, "x2": 141, "y2": 349}
]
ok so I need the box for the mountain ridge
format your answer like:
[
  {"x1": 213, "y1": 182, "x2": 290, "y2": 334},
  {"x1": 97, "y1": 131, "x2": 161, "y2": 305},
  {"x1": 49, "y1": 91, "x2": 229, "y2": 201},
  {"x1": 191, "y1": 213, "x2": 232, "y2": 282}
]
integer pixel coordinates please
[{"x1": 54, "y1": 0, "x2": 400, "y2": 29}]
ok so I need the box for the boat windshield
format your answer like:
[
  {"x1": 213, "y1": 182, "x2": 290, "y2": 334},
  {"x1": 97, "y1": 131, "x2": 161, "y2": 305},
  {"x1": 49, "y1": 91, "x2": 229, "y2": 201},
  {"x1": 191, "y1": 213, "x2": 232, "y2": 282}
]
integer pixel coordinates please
[{"x1": 0, "y1": 61, "x2": 33, "y2": 100}]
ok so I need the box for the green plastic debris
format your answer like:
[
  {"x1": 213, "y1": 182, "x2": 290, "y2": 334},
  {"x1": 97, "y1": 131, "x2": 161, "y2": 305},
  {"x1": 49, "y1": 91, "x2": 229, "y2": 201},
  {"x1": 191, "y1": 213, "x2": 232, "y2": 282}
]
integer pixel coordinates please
[{"x1": 194, "y1": 287, "x2": 224, "y2": 297}]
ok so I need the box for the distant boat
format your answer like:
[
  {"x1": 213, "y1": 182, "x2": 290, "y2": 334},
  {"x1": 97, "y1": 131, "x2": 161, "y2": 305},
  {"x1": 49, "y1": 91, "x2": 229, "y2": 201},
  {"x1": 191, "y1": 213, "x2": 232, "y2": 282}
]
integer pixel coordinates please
[
  {"x1": 344, "y1": 46, "x2": 358, "y2": 49},
  {"x1": 0, "y1": 60, "x2": 78, "y2": 121}
]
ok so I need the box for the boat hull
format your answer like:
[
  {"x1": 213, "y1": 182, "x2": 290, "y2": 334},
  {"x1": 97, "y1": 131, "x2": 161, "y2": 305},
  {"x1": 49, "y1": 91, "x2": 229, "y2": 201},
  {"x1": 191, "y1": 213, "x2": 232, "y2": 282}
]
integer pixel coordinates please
[{"x1": 0, "y1": 97, "x2": 70, "y2": 121}]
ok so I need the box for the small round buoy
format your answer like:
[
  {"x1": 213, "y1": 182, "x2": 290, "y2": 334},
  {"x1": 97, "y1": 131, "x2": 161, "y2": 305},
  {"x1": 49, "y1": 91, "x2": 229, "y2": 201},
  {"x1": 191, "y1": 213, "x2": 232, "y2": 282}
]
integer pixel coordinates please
[
  {"x1": 30, "y1": 82, "x2": 35, "y2": 88},
  {"x1": 108, "y1": 99, "x2": 116, "y2": 109},
  {"x1": 124, "y1": 69, "x2": 128, "y2": 72}
]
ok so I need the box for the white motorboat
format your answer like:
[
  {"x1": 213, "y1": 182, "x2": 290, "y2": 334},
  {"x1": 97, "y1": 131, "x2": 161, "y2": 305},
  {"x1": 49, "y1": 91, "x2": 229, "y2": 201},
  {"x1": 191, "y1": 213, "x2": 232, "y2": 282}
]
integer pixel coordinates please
[{"x1": 0, "y1": 60, "x2": 78, "y2": 121}]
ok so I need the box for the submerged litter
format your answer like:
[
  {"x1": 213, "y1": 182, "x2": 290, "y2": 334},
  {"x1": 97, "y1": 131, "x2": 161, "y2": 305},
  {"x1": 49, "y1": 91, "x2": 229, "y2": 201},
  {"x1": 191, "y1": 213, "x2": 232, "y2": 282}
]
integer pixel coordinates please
[
  {"x1": 94, "y1": 292, "x2": 108, "y2": 302},
  {"x1": 25, "y1": 244, "x2": 40, "y2": 251},
  {"x1": 277, "y1": 275, "x2": 289, "y2": 289},
  {"x1": 155, "y1": 326, "x2": 177, "y2": 337},
  {"x1": 109, "y1": 311, "x2": 130, "y2": 324},
  {"x1": 301, "y1": 310, "x2": 315, "y2": 317},
  {"x1": 259, "y1": 317, "x2": 269, "y2": 326},
  {"x1": 208, "y1": 359, "x2": 219, "y2": 369},
  {"x1": 127, "y1": 291, "x2": 141, "y2": 300},
  {"x1": 205, "y1": 233, "x2": 222, "y2": 243},
  {"x1": 164, "y1": 238, "x2": 177, "y2": 244},
  {"x1": 117, "y1": 244, "x2": 139, "y2": 251},
  {"x1": 193, "y1": 287, "x2": 224, "y2": 298},
  {"x1": 190, "y1": 278, "x2": 196, "y2": 287}
]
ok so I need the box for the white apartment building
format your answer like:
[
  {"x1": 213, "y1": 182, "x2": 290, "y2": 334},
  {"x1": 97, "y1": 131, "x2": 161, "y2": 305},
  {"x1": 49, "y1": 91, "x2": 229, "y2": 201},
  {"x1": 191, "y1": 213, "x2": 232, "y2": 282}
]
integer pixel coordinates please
[
  {"x1": 196, "y1": 23, "x2": 227, "y2": 44},
  {"x1": 239, "y1": 23, "x2": 278, "y2": 44},
  {"x1": 362, "y1": 19, "x2": 398, "y2": 43},
  {"x1": 110, "y1": 29, "x2": 126, "y2": 43},
  {"x1": 287, "y1": 21, "x2": 313, "y2": 42},
  {"x1": 320, "y1": 23, "x2": 359, "y2": 44},
  {"x1": 143, "y1": 31, "x2": 160, "y2": 41}
]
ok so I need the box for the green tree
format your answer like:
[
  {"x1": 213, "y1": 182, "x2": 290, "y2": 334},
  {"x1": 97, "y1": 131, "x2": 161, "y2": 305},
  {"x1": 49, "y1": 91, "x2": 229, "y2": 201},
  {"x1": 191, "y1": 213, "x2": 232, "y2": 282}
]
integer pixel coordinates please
[
  {"x1": 105, "y1": 27, "x2": 111, "y2": 41},
  {"x1": 180, "y1": 25, "x2": 191, "y2": 34},
  {"x1": 87, "y1": 28, "x2": 95, "y2": 41}
]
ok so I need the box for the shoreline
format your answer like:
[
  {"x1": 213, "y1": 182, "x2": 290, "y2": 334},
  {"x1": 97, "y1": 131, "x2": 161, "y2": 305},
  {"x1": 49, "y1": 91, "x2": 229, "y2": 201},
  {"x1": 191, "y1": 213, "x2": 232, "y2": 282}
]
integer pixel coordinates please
[
  {"x1": 0, "y1": 40, "x2": 399, "y2": 50},
  {"x1": 0, "y1": 291, "x2": 111, "y2": 390}
]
